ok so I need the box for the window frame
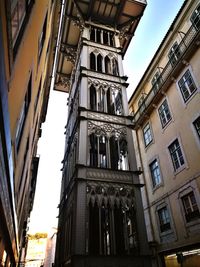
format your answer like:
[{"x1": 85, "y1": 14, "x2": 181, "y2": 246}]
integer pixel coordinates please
[
  {"x1": 158, "y1": 99, "x2": 172, "y2": 128},
  {"x1": 143, "y1": 122, "x2": 153, "y2": 147},
  {"x1": 177, "y1": 68, "x2": 198, "y2": 103},
  {"x1": 193, "y1": 115, "x2": 200, "y2": 140},
  {"x1": 155, "y1": 201, "x2": 175, "y2": 241},
  {"x1": 190, "y1": 3, "x2": 200, "y2": 30},
  {"x1": 38, "y1": 13, "x2": 48, "y2": 60},
  {"x1": 157, "y1": 206, "x2": 171, "y2": 233},
  {"x1": 138, "y1": 94, "x2": 146, "y2": 114},
  {"x1": 15, "y1": 73, "x2": 32, "y2": 151},
  {"x1": 178, "y1": 185, "x2": 200, "y2": 228},
  {"x1": 149, "y1": 158, "x2": 162, "y2": 189},
  {"x1": 151, "y1": 71, "x2": 162, "y2": 93},
  {"x1": 11, "y1": 0, "x2": 35, "y2": 58},
  {"x1": 168, "y1": 138, "x2": 185, "y2": 173},
  {"x1": 181, "y1": 191, "x2": 200, "y2": 223},
  {"x1": 168, "y1": 41, "x2": 181, "y2": 67}
]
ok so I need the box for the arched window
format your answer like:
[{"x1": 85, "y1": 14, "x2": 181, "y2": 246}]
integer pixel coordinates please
[
  {"x1": 110, "y1": 134, "x2": 128, "y2": 170},
  {"x1": 89, "y1": 131, "x2": 128, "y2": 170},
  {"x1": 98, "y1": 87, "x2": 106, "y2": 112},
  {"x1": 114, "y1": 202, "x2": 137, "y2": 255},
  {"x1": 89, "y1": 133, "x2": 98, "y2": 167},
  {"x1": 99, "y1": 135, "x2": 107, "y2": 168},
  {"x1": 97, "y1": 54, "x2": 103, "y2": 72},
  {"x1": 107, "y1": 88, "x2": 123, "y2": 115},
  {"x1": 115, "y1": 91, "x2": 123, "y2": 115},
  {"x1": 114, "y1": 202, "x2": 125, "y2": 254},
  {"x1": 90, "y1": 52, "x2": 96, "y2": 70},
  {"x1": 110, "y1": 135, "x2": 119, "y2": 170},
  {"x1": 89, "y1": 200, "x2": 100, "y2": 254},
  {"x1": 101, "y1": 201, "x2": 111, "y2": 255},
  {"x1": 105, "y1": 56, "x2": 111, "y2": 74},
  {"x1": 119, "y1": 138, "x2": 129, "y2": 170},
  {"x1": 90, "y1": 85, "x2": 97, "y2": 111},
  {"x1": 106, "y1": 88, "x2": 114, "y2": 114},
  {"x1": 112, "y1": 58, "x2": 119, "y2": 76},
  {"x1": 89, "y1": 132, "x2": 108, "y2": 168}
]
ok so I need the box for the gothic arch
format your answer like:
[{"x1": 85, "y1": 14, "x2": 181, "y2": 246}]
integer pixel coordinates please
[{"x1": 90, "y1": 52, "x2": 96, "y2": 70}]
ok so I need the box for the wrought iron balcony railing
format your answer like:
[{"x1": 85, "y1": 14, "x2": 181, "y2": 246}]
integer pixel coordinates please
[{"x1": 132, "y1": 21, "x2": 200, "y2": 127}]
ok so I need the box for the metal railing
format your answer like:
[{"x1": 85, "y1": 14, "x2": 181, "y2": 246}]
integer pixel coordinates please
[{"x1": 132, "y1": 21, "x2": 200, "y2": 126}]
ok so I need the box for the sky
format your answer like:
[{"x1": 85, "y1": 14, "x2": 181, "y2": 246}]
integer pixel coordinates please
[{"x1": 28, "y1": 0, "x2": 185, "y2": 234}]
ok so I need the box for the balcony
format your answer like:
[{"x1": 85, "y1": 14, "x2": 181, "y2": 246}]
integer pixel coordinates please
[{"x1": 132, "y1": 21, "x2": 200, "y2": 128}]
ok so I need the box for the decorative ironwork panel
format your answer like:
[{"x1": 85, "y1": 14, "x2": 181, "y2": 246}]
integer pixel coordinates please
[{"x1": 86, "y1": 168, "x2": 132, "y2": 183}]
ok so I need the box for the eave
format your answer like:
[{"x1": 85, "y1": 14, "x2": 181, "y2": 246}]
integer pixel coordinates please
[{"x1": 54, "y1": 0, "x2": 147, "y2": 93}]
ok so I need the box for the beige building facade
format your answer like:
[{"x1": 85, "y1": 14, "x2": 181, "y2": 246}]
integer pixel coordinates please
[
  {"x1": 129, "y1": 1, "x2": 200, "y2": 266},
  {"x1": 0, "y1": 0, "x2": 58, "y2": 265}
]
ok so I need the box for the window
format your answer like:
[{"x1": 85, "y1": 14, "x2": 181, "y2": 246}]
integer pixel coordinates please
[
  {"x1": 151, "y1": 72, "x2": 162, "y2": 93},
  {"x1": 97, "y1": 54, "x2": 103, "y2": 72},
  {"x1": 90, "y1": 85, "x2": 97, "y2": 111},
  {"x1": 38, "y1": 13, "x2": 47, "y2": 59},
  {"x1": 181, "y1": 192, "x2": 200, "y2": 222},
  {"x1": 112, "y1": 58, "x2": 119, "y2": 76},
  {"x1": 193, "y1": 116, "x2": 200, "y2": 139},
  {"x1": 178, "y1": 69, "x2": 197, "y2": 102},
  {"x1": 11, "y1": 0, "x2": 26, "y2": 44},
  {"x1": 89, "y1": 26, "x2": 114, "y2": 47},
  {"x1": 88, "y1": 199, "x2": 137, "y2": 255},
  {"x1": 168, "y1": 42, "x2": 181, "y2": 66},
  {"x1": 149, "y1": 159, "x2": 161, "y2": 187},
  {"x1": 89, "y1": 133, "x2": 129, "y2": 171},
  {"x1": 90, "y1": 52, "x2": 96, "y2": 70},
  {"x1": 158, "y1": 99, "x2": 171, "y2": 128},
  {"x1": 143, "y1": 123, "x2": 153, "y2": 147},
  {"x1": 34, "y1": 77, "x2": 42, "y2": 112},
  {"x1": 191, "y1": 4, "x2": 200, "y2": 30},
  {"x1": 158, "y1": 207, "x2": 171, "y2": 232},
  {"x1": 168, "y1": 139, "x2": 184, "y2": 171},
  {"x1": 90, "y1": 27, "x2": 96, "y2": 42},
  {"x1": 89, "y1": 83, "x2": 123, "y2": 115},
  {"x1": 15, "y1": 75, "x2": 32, "y2": 150},
  {"x1": 105, "y1": 56, "x2": 111, "y2": 74},
  {"x1": 138, "y1": 95, "x2": 145, "y2": 114},
  {"x1": 11, "y1": 0, "x2": 34, "y2": 56}
]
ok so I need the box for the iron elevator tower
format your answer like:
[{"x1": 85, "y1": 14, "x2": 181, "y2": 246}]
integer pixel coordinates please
[{"x1": 54, "y1": 1, "x2": 151, "y2": 266}]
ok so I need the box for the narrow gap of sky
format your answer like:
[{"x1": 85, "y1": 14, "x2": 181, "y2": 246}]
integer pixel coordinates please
[
  {"x1": 28, "y1": 0, "x2": 185, "y2": 234},
  {"x1": 125, "y1": 0, "x2": 185, "y2": 98}
]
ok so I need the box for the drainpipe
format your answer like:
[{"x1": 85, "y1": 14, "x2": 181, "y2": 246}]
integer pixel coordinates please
[{"x1": 134, "y1": 130, "x2": 158, "y2": 263}]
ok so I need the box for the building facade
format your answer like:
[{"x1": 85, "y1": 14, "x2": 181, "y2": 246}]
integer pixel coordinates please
[
  {"x1": 0, "y1": 0, "x2": 58, "y2": 265},
  {"x1": 54, "y1": 1, "x2": 152, "y2": 267},
  {"x1": 25, "y1": 234, "x2": 47, "y2": 267},
  {"x1": 43, "y1": 230, "x2": 57, "y2": 267},
  {"x1": 129, "y1": 1, "x2": 200, "y2": 266}
]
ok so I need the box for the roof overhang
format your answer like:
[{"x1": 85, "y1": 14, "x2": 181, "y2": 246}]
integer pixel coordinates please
[{"x1": 54, "y1": 0, "x2": 147, "y2": 93}]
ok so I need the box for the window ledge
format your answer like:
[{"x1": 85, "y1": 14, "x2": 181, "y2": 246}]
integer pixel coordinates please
[
  {"x1": 161, "y1": 118, "x2": 173, "y2": 133},
  {"x1": 173, "y1": 165, "x2": 186, "y2": 176},
  {"x1": 182, "y1": 90, "x2": 199, "y2": 107},
  {"x1": 152, "y1": 182, "x2": 164, "y2": 194}
]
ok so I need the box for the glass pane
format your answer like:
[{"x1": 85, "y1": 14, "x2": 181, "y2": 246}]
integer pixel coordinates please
[
  {"x1": 11, "y1": 5, "x2": 19, "y2": 41},
  {"x1": 18, "y1": 0, "x2": 26, "y2": 24}
]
